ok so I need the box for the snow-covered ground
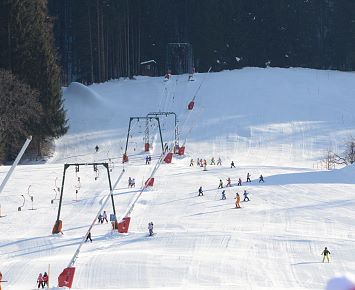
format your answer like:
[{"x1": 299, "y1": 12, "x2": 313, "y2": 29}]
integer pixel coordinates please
[{"x1": 1, "y1": 67, "x2": 355, "y2": 290}]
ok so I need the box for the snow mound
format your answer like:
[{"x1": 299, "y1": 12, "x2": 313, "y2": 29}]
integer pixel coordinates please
[{"x1": 64, "y1": 82, "x2": 106, "y2": 105}]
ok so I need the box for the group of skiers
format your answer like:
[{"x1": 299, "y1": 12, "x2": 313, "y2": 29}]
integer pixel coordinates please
[
  {"x1": 36, "y1": 272, "x2": 48, "y2": 288},
  {"x1": 190, "y1": 157, "x2": 223, "y2": 167},
  {"x1": 128, "y1": 177, "x2": 136, "y2": 188},
  {"x1": 216, "y1": 174, "x2": 264, "y2": 190},
  {"x1": 98, "y1": 210, "x2": 108, "y2": 224}
]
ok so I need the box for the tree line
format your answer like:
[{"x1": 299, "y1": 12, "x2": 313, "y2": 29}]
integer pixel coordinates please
[
  {"x1": 48, "y1": 0, "x2": 355, "y2": 85},
  {"x1": 0, "y1": 0, "x2": 67, "y2": 163}
]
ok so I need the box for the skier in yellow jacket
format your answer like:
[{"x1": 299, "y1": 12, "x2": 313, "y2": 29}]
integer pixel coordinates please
[{"x1": 235, "y1": 193, "x2": 241, "y2": 208}]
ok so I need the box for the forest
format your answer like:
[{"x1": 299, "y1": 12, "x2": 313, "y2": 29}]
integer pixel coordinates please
[
  {"x1": 0, "y1": 0, "x2": 354, "y2": 162},
  {"x1": 48, "y1": 0, "x2": 355, "y2": 84}
]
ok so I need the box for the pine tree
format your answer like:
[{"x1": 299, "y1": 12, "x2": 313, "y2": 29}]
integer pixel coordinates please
[{"x1": 9, "y1": 0, "x2": 68, "y2": 156}]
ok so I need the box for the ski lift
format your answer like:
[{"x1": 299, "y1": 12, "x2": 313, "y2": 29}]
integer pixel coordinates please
[
  {"x1": 26, "y1": 185, "x2": 36, "y2": 210},
  {"x1": 122, "y1": 153, "x2": 128, "y2": 163},
  {"x1": 93, "y1": 164, "x2": 99, "y2": 180},
  {"x1": 18, "y1": 194, "x2": 25, "y2": 211},
  {"x1": 51, "y1": 188, "x2": 58, "y2": 204},
  {"x1": 54, "y1": 177, "x2": 60, "y2": 193},
  {"x1": 188, "y1": 101, "x2": 195, "y2": 110},
  {"x1": 108, "y1": 158, "x2": 114, "y2": 172}
]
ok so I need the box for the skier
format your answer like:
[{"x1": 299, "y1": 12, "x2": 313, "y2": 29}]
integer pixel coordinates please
[
  {"x1": 131, "y1": 178, "x2": 135, "y2": 188},
  {"x1": 221, "y1": 190, "x2": 226, "y2": 200},
  {"x1": 231, "y1": 161, "x2": 236, "y2": 168},
  {"x1": 128, "y1": 177, "x2": 132, "y2": 188},
  {"x1": 42, "y1": 272, "x2": 49, "y2": 287},
  {"x1": 197, "y1": 158, "x2": 200, "y2": 166},
  {"x1": 226, "y1": 177, "x2": 231, "y2": 187},
  {"x1": 190, "y1": 158, "x2": 194, "y2": 166},
  {"x1": 217, "y1": 157, "x2": 222, "y2": 166},
  {"x1": 37, "y1": 273, "x2": 44, "y2": 289},
  {"x1": 102, "y1": 211, "x2": 108, "y2": 223},
  {"x1": 148, "y1": 155, "x2": 152, "y2": 164},
  {"x1": 148, "y1": 222, "x2": 154, "y2": 236},
  {"x1": 243, "y1": 190, "x2": 250, "y2": 202},
  {"x1": 321, "y1": 247, "x2": 331, "y2": 263},
  {"x1": 259, "y1": 174, "x2": 264, "y2": 183},
  {"x1": 198, "y1": 186, "x2": 204, "y2": 196},
  {"x1": 237, "y1": 178, "x2": 242, "y2": 186},
  {"x1": 145, "y1": 155, "x2": 149, "y2": 165},
  {"x1": 85, "y1": 231, "x2": 92, "y2": 242},
  {"x1": 0, "y1": 272, "x2": 2, "y2": 290},
  {"x1": 98, "y1": 213, "x2": 103, "y2": 224},
  {"x1": 203, "y1": 159, "x2": 207, "y2": 171},
  {"x1": 235, "y1": 193, "x2": 241, "y2": 208},
  {"x1": 218, "y1": 179, "x2": 224, "y2": 189},
  {"x1": 210, "y1": 157, "x2": 215, "y2": 165},
  {"x1": 95, "y1": 145, "x2": 99, "y2": 152},
  {"x1": 246, "y1": 173, "x2": 251, "y2": 182}
]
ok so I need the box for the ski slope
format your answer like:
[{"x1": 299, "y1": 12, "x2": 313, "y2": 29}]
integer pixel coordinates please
[{"x1": 1, "y1": 67, "x2": 355, "y2": 290}]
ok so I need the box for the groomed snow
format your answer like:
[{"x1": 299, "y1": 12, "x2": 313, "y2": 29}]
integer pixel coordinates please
[{"x1": 1, "y1": 67, "x2": 355, "y2": 290}]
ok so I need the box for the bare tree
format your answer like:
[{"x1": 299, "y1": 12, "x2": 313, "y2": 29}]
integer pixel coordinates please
[
  {"x1": 323, "y1": 149, "x2": 335, "y2": 170},
  {"x1": 333, "y1": 137, "x2": 355, "y2": 166}
]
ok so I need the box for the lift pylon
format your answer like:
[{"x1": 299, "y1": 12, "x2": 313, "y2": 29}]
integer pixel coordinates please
[
  {"x1": 52, "y1": 163, "x2": 117, "y2": 234},
  {"x1": 146, "y1": 112, "x2": 179, "y2": 154},
  {"x1": 123, "y1": 117, "x2": 164, "y2": 163}
]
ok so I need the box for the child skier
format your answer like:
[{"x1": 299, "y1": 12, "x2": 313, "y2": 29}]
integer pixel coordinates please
[
  {"x1": 148, "y1": 222, "x2": 154, "y2": 236},
  {"x1": 243, "y1": 190, "x2": 250, "y2": 202},
  {"x1": 247, "y1": 173, "x2": 251, "y2": 182},
  {"x1": 190, "y1": 159, "x2": 194, "y2": 166},
  {"x1": 235, "y1": 193, "x2": 241, "y2": 208},
  {"x1": 237, "y1": 178, "x2": 242, "y2": 186},
  {"x1": 102, "y1": 211, "x2": 108, "y2": 223},
  {"x1": 42, "y1": 272, "x2": 48, "y2": 287},
  {"x1": 37, "y1": 273, "x2": 44, "y2": 288},
  {"x1": 321, "y1": 247, "x2": 331, "y2": 263},
  {"x1": 203, "y1": 159, "x2": 207, "y2": 171},
  {"x1": 210, "y1": 157, "x2": 215, "y2": 165},
  {"x1": 226, "y1": 177, "x2": 231, "y2": 187},
  {"x1": 198, "y1": 186, "x2": 204, "y2": 196},
  {"x1": 131, "y1": 178, "x2": 135, "y2": 188},
  {"x1": 85, "y1": 231, "x2": 92, "y2": 242},
  {"x1": 231, "y1": 161, "x2": 236, "y2": 168},
  {"x1": 221, "y1": 190, "x2": 226, "y2": 200},
  {"x1": 0, "y1": 271, "x2": 3, "y2": 290},
  {"x1": 98, "y1": 213, "x2": 103, "y2": 224},
  {"x1": 145, "y1": 155, "x2": 149, "y2": 165},
  {"x1": 217, "y1": 157, "x2": 222, "y2": 165},
  {"x1": 259, "y1": 174, "x2": 264, "y2": 183},
  {"x1": 218, "y1": 179, "x2": 223, "y2": 188}
]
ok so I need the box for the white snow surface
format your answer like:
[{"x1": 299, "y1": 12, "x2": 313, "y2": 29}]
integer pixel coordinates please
[{"x1": 1, "y1": 67, "x2": 355, "y2": 290}]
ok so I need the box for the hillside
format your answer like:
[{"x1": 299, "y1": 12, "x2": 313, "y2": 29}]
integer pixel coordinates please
[{"x1": 1, "y1": 67, "x2": 355, "y2": 290}]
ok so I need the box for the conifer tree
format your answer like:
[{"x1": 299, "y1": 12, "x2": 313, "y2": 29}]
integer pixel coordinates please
[{"x1": 9, "y1": 0, "x2": 67, "y2": 155}]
